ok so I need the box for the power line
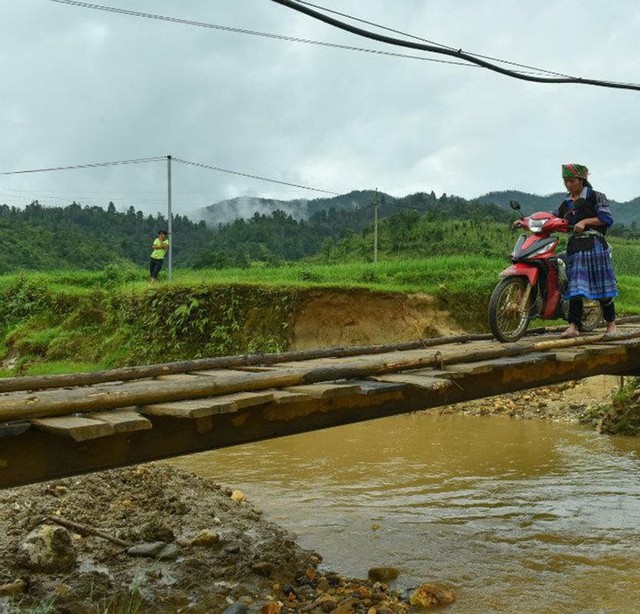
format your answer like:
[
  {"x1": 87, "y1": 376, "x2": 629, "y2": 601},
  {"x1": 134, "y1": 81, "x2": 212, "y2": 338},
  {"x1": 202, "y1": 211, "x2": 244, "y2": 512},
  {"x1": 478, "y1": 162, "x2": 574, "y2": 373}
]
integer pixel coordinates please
[
  {"x1": 48, "y1": 0, "x2": 640, "y2": 88},
  {"x1": 0, "y1": 156, "x2": 341, "y2": 197},
  {"x1": 173, "y1": 158, "x2": 340, "y2": 195},
  {"x1": 43, "y1": 0, "x2": 494, "y2": 70},
  {"x1": 296, "y1": 0, "x2": 574, "y2": 79},
  {"x1": 271, "y1": 0, "x2": 640, "y2": 92},
  {"x1": 0, "y1": 157, "x2": 166, "y2": 176}
]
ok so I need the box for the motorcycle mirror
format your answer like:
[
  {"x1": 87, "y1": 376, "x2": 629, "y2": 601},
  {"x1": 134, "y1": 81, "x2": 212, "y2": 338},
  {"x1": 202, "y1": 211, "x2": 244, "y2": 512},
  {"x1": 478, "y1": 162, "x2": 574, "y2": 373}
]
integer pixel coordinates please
[{"x1": 509, "y1": 200, "x2": 521, "y2": 211}]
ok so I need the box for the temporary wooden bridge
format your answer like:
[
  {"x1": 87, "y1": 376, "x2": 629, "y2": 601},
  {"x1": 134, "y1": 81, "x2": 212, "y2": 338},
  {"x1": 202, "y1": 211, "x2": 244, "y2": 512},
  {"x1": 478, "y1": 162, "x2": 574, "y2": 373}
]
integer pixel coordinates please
[{"x1": 3, "y1": 319, "x2": 640, "y2": 489}]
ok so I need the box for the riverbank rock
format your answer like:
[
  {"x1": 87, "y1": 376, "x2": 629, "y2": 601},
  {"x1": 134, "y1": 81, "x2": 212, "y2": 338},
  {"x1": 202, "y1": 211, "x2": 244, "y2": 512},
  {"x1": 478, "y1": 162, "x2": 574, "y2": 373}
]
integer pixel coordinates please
[
  {"x1": 437, "y1": 375, "x2": 620, "y2": 424},
  {"x1": 126, "y1": 541, "x2": 180, "y2": 560},
  {"x1": 368, "y1": 566, "x2": 400, "y2": 583},
  {"x1": 17, "y1": 525, "x2": 77, "y2": 572},
  {"x1": 409, "y1": 583, "x2": 455, "y2": 608},
  {"x1": 189, "y1": 529, "x2": 220, "y2": 547}
]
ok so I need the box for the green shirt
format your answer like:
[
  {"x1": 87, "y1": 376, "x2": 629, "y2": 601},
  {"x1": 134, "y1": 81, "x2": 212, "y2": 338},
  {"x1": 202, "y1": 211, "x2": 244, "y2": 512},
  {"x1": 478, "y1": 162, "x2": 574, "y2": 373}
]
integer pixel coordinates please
[{"x1": 151, "y1": 238, "x2": 169, "y2": 260}]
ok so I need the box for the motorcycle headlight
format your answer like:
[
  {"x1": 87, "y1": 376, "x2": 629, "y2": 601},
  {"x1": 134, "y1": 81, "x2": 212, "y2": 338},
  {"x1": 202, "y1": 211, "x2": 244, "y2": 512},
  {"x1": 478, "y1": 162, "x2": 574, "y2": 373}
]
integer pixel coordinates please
[
  {"x1": 527, "y1": 219, "x2": 545, "y2": 233},
  {"x1": 530, "y1": 243, "x2": 555, "y2": 257}
]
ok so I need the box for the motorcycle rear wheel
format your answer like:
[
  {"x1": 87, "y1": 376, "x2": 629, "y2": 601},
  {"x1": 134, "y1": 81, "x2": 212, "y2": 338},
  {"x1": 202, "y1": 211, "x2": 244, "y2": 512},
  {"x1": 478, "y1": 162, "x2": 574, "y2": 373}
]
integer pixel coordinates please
[
  {"x1": 581, "y1": 300, "x2": 603, "y2": 332},
  {"x1": 560, "y1": 298, "x2": 603, "y2": 332},
  {"x1": 489, "y1": 277, "x2": 531, "y2": 343}
]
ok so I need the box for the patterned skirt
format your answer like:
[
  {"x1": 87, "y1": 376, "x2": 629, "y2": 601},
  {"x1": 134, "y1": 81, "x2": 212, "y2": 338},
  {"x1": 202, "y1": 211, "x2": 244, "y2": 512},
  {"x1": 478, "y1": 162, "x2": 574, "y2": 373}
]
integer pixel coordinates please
[{"x1": 565, "y1": 240, "x2": 618, "y2": 300}]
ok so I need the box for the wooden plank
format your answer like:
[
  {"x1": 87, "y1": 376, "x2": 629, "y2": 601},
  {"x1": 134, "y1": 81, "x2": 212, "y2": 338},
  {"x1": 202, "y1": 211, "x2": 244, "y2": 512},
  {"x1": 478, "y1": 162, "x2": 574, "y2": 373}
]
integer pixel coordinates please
[
  {"x1": 87, "y1": 409, "x2": 152, "y2": 433},
  {"x1": 553, "y1": 350, "x2": 589, "y2": 362},
  {"x1": 355, "y1": 380, "x2": 408, "y2": 395},
  {"x1": 155, "y1": 373, "x2": 202, "y2": 382},
  {"x1": 89, "y1": 380, "x2": 128, "y2": 388},
  {"x1": 189, "y1": 369, "x2": 261, "y2": 378},
  {"x1": 430, "y1": 352, "x2": 555, "y2": 374},
  {"x1": 156, "y1": 369, "x2": 258, "y2": 382},
  {"x1": 270, "y1": 389, "x2": 313, "y2": 404},
  {"x1": 141, "y1": 391, "x2": 275, "y2": 419},
  {"x1": 225, "y1": 391, "x2": 276, "y2": 409},
  {"x1": 281, "y1": 382, "x2": 361, "y2": 399},
  {"x1": 370, "y1": 373, "x2": 453, "y2": 391},
  {"x1": 31, "y1": 416, "x2": 113, "y2": 441},
  {"x1": 603, "y1": 338, "x2": 640, "y2": 347}
]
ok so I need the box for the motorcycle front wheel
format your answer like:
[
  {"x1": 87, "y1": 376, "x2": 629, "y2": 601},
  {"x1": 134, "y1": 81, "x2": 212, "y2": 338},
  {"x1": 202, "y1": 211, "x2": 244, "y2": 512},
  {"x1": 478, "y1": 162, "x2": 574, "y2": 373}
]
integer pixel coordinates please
[{"x1": 489, "y1": 277, "x2": 532, "y2": 343}]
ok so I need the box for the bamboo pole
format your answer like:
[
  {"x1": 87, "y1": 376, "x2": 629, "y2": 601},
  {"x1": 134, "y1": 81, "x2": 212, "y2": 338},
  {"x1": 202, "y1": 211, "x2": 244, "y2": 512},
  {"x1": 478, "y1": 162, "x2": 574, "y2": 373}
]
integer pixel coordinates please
[{"x1": 1, "y1": 329, "x2": 639, "y2": 422}]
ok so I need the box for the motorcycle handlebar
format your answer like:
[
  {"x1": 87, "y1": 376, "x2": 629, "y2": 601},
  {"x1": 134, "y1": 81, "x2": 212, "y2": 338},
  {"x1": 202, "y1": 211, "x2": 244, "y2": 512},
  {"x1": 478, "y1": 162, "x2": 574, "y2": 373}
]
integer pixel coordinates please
[{"x1": 511, "y1": 214, "x2": 571, "y2": 233}]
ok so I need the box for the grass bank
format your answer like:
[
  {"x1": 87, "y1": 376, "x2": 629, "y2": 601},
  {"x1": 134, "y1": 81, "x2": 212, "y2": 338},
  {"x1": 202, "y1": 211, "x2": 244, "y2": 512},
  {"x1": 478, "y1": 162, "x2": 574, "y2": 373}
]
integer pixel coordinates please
[{"x1": 1, "y1": 255, "x2": 639, "y2": 376}]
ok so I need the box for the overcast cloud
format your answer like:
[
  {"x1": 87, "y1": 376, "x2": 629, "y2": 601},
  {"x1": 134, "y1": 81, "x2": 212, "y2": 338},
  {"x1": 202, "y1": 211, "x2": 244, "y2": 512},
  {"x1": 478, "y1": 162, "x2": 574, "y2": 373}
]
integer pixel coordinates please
[{"x1": 1, "y1": 0, "x2": 639, "y2": 217}]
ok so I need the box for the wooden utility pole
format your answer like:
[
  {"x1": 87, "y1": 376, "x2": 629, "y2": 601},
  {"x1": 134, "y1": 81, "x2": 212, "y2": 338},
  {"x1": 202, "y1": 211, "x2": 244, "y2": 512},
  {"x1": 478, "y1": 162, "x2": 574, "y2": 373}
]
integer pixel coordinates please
[
  {"x1": 373, "y1": 188, "x2": 379, "y2": 263},
  {"x1": 167, "y1": 155, "x2": 173, "y2": 282}
]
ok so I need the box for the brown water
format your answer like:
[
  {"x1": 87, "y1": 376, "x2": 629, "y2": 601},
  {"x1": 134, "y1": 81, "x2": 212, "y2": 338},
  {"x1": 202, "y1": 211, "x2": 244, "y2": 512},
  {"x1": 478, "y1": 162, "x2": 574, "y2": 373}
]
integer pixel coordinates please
[{"x1": 171, "y1": 414, "x2": 640, "y2": 613}]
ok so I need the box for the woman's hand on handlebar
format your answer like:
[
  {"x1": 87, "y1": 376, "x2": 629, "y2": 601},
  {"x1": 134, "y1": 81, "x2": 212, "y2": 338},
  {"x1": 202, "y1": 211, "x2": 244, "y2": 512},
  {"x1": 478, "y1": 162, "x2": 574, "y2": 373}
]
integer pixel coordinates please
[{"x1": 512, "y1": 220, "x2": 524, "y2": 230}]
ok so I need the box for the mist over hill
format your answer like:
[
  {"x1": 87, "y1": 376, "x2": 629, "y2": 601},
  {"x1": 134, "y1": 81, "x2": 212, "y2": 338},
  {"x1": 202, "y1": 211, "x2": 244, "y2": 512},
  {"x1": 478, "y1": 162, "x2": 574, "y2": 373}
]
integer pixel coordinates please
[
  {"x1": 195, "y1": 189, "x2": 640, "y2": 227},
  {"x1": 193, "y1": 190, "x2": 388, "y2": 227}
]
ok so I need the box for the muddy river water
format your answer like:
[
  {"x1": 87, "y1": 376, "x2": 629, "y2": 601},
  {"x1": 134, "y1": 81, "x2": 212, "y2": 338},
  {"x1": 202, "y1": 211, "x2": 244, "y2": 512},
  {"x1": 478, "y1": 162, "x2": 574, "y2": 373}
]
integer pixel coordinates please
[{"x1": 171, "y1": 413, "x2": 640, "y2": 613}]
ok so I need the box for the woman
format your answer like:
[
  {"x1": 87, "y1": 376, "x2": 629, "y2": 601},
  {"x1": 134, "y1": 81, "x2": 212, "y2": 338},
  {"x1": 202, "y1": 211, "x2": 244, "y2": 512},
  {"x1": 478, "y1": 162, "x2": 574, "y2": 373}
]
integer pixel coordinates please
[{"x1": 555, "y1": 164, "x2": 617, "y2": 337}]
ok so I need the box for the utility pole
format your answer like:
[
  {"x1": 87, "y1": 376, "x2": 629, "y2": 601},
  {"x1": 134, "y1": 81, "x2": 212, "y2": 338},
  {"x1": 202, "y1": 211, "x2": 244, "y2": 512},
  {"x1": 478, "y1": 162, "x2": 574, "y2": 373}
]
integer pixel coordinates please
[
  {"x1": 167, "y1": 155, "x2": 173, "y2": 283},
  {"x1": 373, "y1": 188, "x2": 379, "y2": 264}
]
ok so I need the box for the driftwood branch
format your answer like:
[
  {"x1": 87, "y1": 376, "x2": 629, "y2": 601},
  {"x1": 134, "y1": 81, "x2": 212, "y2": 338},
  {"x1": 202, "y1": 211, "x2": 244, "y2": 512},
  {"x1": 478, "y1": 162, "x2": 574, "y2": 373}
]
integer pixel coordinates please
[{"x1": 47, "y1": 515, "x2": 132, "y2": 548}]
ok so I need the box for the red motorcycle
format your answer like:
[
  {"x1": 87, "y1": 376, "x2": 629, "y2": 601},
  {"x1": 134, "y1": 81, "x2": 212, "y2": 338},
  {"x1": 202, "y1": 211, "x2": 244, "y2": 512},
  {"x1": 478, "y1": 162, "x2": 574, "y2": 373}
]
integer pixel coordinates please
[{"x1": 488, "y1": 201, "x2": 602, "y2": 342}]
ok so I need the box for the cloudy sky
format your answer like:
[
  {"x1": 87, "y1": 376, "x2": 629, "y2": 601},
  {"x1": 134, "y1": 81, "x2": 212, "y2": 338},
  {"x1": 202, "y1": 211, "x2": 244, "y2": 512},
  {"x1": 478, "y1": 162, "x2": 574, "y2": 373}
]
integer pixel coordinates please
[{"x1": 1, "y1": 0, "x2": 639, "y2": 217}]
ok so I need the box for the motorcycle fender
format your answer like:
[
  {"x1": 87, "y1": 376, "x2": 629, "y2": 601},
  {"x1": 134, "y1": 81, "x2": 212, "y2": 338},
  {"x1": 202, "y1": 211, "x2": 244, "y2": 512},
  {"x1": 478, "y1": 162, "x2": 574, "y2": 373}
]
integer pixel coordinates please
[{"x1": 498, "y1": 264, "x2": 539, "y2": 286}]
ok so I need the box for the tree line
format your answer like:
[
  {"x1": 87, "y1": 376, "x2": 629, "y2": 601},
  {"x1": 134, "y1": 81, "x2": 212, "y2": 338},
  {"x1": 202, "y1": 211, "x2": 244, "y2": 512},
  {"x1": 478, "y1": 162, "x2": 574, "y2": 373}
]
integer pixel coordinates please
[{"x1": 1, "y1": 190, "x2": 639, "y2": 272}]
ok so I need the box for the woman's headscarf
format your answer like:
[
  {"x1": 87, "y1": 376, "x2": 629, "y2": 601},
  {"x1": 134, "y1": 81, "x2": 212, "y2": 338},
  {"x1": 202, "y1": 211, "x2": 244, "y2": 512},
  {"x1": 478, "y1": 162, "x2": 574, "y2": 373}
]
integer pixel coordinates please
[{"x1": 562, "y1": 164, "x2": 589, "y2": 179}]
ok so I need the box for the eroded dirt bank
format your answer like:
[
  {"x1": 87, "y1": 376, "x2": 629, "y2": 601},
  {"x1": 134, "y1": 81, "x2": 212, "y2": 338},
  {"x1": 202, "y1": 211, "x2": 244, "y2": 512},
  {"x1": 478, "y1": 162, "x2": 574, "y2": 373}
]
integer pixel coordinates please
[{"x1": 290, "y1": 290, "x2": 462, "y2": 350}]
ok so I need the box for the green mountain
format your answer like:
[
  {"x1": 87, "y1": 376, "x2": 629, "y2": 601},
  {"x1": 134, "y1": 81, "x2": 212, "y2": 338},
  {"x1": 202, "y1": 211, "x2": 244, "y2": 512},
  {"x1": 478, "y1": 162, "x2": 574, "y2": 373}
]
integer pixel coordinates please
[
  {"x1": 195, "y1": 190, "x2": 383, "y2": 227},
  {"x1": 474, "y1": 190, "x2": 640, "y2": 226},
  {"x1": 0, "y1": 201, "x2": 213, "y2": 273},
  {"x1": 2, "y1": 188, "x2": 638, "y2": 273}
]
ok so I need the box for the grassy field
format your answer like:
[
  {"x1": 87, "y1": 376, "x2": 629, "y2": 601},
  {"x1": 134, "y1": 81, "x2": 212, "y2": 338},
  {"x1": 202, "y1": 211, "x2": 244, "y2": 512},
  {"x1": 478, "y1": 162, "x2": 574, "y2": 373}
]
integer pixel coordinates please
[
  {"x1": 1, "y1": 254, "x2": 640, "y2": 377},
  {"x1": 6, "y1": 253, "x2": 638, "y2": 309}
]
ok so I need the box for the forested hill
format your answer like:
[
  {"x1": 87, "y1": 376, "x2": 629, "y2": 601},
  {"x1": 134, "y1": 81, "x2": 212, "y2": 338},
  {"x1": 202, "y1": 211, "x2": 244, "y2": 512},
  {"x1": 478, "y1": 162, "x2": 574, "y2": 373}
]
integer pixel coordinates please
[
  {"x1": 195, "y1": 190, "x2": 384, "y2": 226},
  {"x1": 192, "y1": 191, "x2": 513, "y2": 267},
  {"x1": 2, "y1": 188, "x2": 639, "y2": 272},
  {"x1": 0, "y1": 201, "x2": 212, "y2": 273},
  {"x1": 475, "y1": 190, "x2": 640, "y2": 226},
  {"x1": 199, "y1": 189, "x2": 640, "y2": 228}
]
